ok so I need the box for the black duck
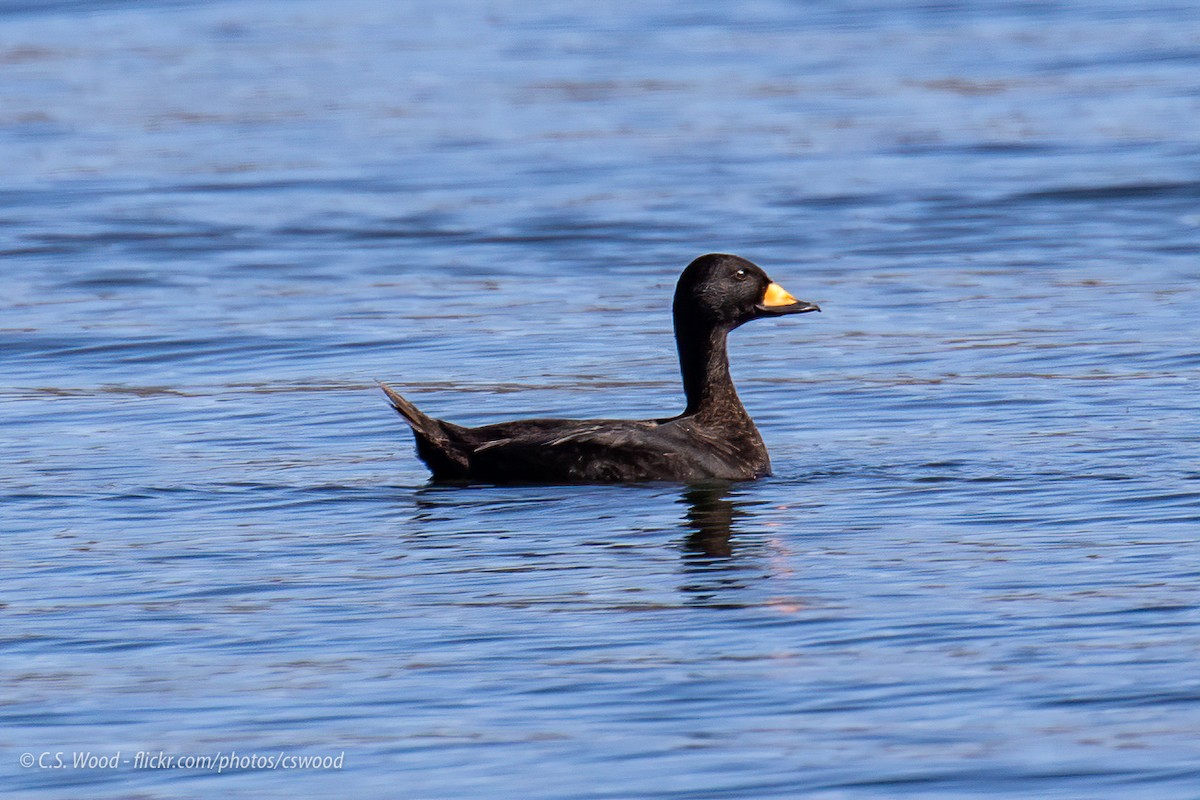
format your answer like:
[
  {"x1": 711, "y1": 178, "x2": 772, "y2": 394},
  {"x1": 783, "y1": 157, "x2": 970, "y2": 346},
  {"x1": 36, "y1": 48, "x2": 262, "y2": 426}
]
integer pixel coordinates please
[{"x1": 381, "y1": 253, "x2": 820, "y2": 483}]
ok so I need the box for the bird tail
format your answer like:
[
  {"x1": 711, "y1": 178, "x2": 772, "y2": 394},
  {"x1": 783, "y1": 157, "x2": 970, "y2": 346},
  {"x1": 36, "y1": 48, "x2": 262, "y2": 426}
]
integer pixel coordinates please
[
  {"x1": 379, "y1": 382, "x2": 447, "y2": 443},
  {"x1": 379, "y1": 382, "x2": 472, "y2": 479}
]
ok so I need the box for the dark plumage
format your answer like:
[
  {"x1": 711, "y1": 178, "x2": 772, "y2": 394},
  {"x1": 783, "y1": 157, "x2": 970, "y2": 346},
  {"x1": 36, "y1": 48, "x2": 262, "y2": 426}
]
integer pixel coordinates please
[{"x1": 381, "y1": 253, "x2": 820, "y2": 483}]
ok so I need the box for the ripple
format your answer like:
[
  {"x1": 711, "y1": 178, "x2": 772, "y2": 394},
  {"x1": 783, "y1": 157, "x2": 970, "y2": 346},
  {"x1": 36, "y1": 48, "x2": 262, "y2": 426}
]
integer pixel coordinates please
[{"x1": 3, "y1": 1, "x2": 1200, "y2": 798}]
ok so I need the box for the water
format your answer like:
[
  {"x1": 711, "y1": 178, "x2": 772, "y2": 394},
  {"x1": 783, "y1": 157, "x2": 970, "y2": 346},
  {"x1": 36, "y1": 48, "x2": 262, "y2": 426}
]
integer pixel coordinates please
[{"x1": 2, "y1": 0, "x2": 1199, "y2": 797}]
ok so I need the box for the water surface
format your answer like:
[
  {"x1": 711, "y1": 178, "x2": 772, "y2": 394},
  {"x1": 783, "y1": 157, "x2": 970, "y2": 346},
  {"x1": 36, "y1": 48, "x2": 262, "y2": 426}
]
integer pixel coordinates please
[{"x1": 2, "y1": 0, "x2": 1199, "y2": 797}]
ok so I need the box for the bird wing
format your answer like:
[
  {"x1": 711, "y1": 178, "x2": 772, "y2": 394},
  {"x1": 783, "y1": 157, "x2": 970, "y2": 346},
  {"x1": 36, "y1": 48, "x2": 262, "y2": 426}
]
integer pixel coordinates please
[{"x1": 468, "y1": 423, "x2": 698, "y2": 483}]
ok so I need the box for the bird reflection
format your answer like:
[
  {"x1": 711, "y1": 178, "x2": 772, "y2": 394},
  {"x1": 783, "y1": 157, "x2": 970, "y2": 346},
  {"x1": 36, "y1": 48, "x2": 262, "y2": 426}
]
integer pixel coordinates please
[
  {"x1": 677, "y1": 484, "x2": 767, "y2": 606},
  {"x1": 680, "y1": 483, "x2": 740, "y2": 557}
]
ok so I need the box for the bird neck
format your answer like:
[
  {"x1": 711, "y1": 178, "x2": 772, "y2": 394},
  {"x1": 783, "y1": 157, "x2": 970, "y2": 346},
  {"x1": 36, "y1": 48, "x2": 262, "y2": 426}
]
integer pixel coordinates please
[{"x1": 675, "y1": 318, "x2": 748, "y2": 421}]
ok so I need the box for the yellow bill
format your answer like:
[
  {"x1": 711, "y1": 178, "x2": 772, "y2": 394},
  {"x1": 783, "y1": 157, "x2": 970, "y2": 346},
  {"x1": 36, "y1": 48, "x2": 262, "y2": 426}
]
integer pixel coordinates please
[{"x1": 762, "y1": 282, "x2": 798, "y2": 307}]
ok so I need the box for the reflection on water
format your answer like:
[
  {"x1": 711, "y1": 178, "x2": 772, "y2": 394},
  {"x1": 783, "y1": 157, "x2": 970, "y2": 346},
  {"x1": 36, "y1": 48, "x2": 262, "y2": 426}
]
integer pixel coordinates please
[
  {"x1": 3, "y1": 0, "x2": 1200, "y2": 798},
  {"x1": 678, "y1": 484, "x2": 770, "y2": 609},
  {"x1": 680, "y1": 483, "x2": 738, "y2": 558}
]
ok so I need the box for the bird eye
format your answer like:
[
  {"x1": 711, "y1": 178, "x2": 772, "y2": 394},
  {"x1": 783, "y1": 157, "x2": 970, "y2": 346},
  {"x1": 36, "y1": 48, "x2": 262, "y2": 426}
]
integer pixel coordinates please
[{"x1": 734, "y1": 268, "x2": 747, "y2": 280}]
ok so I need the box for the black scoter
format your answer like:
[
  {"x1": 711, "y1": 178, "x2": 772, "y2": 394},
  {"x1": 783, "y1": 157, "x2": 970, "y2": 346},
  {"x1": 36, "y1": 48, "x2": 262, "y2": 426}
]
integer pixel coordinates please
[{"x1": 381, "y1": 253, "x2": 820, "y2": 483}]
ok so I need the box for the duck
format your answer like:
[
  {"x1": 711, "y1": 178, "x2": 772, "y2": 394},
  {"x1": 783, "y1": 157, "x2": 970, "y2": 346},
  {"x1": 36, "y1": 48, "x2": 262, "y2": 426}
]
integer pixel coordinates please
[{"x1": 381, "y1": 253, "x2": 820, "y2": 483}]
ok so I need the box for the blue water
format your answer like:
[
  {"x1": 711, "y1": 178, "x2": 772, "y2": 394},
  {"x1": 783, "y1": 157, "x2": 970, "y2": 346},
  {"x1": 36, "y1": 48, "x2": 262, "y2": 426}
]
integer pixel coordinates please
[{"x1": 2, "y1": 0, "x2": 1199, "y2": 797}]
